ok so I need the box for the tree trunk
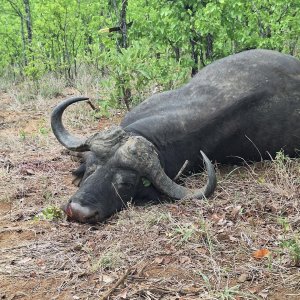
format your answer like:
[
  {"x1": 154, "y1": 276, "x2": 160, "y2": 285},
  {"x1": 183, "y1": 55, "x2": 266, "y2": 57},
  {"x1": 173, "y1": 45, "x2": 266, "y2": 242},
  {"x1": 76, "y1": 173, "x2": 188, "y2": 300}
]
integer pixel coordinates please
[
  {"x1": 205, "y1": 33, "x2": 213, "y2": 60},
  {"x1": 23, "y1": 0, "x2": 32, "y2": 46},
  {"x1": 7, "y1": 0, "x2": 27, "y2": 69},
  {"x1": 190, "y1": 37, "x2": 199, "y2": 76},
  {"x1": 119, "y1": 0, "x2": 131, "y2": 110},
  {"x1": 20, "y1": 15, "x2": 27, "y2": 67},
  {"x1": 120, "y1": 0, "x2": 128, "y2": 49}
]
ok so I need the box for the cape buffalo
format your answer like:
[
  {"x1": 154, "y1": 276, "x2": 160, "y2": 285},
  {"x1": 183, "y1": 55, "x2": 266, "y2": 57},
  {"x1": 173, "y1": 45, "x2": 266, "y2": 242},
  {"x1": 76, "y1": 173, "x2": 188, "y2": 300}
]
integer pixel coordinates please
[{"x1": 51, "y1": 49, "x2": 300, "y2": 223}]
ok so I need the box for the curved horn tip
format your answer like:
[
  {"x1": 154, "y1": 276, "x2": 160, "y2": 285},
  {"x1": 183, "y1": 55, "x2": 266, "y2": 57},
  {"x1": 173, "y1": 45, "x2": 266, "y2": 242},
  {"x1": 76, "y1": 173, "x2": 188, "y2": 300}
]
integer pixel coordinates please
[
  {"x1": 51, "y1": 96, "x2": 91, "y2": 152},
  {"x1": 55, "y1": 96, "x2": 90, "y2": 107},
  {"x1": 200, "y1": 150, "x2": 209, "y2": 161},
  {"x1": 200, "y1": 150, "x2": 217, "y2": 197}
]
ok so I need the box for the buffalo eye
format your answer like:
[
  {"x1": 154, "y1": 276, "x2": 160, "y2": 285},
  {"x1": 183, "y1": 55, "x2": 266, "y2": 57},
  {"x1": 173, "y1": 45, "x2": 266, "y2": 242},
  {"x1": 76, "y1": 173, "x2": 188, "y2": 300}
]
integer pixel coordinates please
[
  {"x1": 113, "y1": 171, "x2": 138, "y2": 192},
  {"x1": 118, "y1": 182, "x2": 134, "y2": 190}
]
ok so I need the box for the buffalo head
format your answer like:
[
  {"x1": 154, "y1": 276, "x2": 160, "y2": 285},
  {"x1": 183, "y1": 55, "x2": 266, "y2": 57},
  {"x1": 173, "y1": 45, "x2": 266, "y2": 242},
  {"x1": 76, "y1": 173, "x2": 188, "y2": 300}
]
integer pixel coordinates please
[{"x1": 51, "y1": 97, "x2": 216, "y2": 223}]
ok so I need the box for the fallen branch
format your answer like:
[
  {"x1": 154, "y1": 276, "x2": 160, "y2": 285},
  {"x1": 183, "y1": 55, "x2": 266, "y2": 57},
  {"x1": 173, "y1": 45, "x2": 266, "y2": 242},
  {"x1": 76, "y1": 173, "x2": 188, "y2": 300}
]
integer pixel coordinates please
[
  {"x1": 87, "y1": 100, "x2": 97, "y2": 111},
  {"x1": 131, "y1": 285, "x2": 203, "y2": 297},
  {"x1": 99, "y1": 268, "x2": 132, "y2": 300},
  {"x1": 0, "y1": 243, "x2": 33, "y2": 252},
  {"x1": 8, "y1": 291, "x2": 29, "y2": 300},
  {"x1": 173, "y1": 160, "x2": 189, "y2": 181},
  {"x1": 0, "y1": 227, "x2": 35, "y2": 234}
]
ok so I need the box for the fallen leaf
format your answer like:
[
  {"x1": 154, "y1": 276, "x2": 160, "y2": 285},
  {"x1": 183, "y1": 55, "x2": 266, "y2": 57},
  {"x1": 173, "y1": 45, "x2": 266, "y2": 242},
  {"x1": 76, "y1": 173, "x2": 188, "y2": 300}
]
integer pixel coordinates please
[
  {"x1": 18, "y1": 258, "x2": 32, "y2": 264},
  {"x1": 118, "y1": 289, "x2": 128, "y2": 299},
  {"x1": 265, "y1": 204, "x2": 279, "y2": 213},
  {"x1": 77, "y1": 256, "x2": 89, "y2": 263},
  {"x1": 216, "y1": 233, "x2": 229, "y2": 241},
  {"x1": 231, "y1": 205, "x2": 242, "y2": 219},
  {"x1": 226, "y1": 221, "x2": 234, "y2": 227},
  {"x1": 248, "y1": 287, "x2": 258, "y2": 294},
  {"x1": 100, "y1": 274, "x2": 115, "y2": 284},
  {"x1": 268, "y1": 226, "x2": 278, "y2": 234},
  {"x1": 253, "y1": 248, "x2": 270, "y2": 259},
  {"x1": 179, "y1": 256, "x2": 191, "y2": 264},
  {"x1": 211, "y1": 213, "x2": 222, "y2": 223},
  {"x1": 195, "y1": 247, "x2": 208, "y2": 255},
  {"x1": 217, "y1": 218, "x2": 227, "y2": 226},
  {"x1": 229, "y1": 235, "x2": 239, "y2": 242},
  {"x1": 27, "y1": 168, "x2": 35, "y2": 175},
  {"x1": 164, "y1": 257, "x2": 171, "y2": 264},
  {"x1": 237, "y1": 273, "x2": 248, "y2": 283},
  {"x1": 36, "y1": 259, "x2": 45, "y2": 266},
  {"x1": 154, "y1": 257, "x2": 165, "y2": 264},
  {"x1": 20, "y1": 168, "x2": 35, "y2": 175},
  {"x1": 258, "y1": 289, "x2": 269, "y2": 299},
  {"x1": 60, "y1": 222, "x2": 70, "y2": 227}
]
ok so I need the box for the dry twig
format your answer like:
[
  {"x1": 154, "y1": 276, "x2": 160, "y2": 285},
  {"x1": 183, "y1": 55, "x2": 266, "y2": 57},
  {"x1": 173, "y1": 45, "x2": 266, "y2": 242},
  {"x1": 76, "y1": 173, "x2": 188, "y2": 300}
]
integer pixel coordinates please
[
  {"x1": 0, "y1": 227, "x2": 35, "y2": 234},
  {"x1": 99, "y1": 268, "x2": 132, "y2": 300},
  {"x1": 173, "y1": 160, "x2": 189, "y2": 181}
]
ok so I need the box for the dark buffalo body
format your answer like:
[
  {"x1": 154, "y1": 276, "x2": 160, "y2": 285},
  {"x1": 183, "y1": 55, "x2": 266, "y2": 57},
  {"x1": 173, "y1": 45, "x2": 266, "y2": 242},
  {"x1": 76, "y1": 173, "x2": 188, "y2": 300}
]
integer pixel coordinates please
[
  {"x1": 122, "y1": 50, "x2": 300, "y2": 174},
  {"x1": 51, "y1": 49, "x2": 300, "y2": 223}
]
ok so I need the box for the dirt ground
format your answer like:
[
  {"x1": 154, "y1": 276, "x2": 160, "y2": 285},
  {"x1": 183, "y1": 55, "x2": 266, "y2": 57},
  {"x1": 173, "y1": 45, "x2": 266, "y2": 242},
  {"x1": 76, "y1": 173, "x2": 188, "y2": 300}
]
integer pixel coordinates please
[{"x1": 0, "y1": 90, "x2": 300, "y2": 300}]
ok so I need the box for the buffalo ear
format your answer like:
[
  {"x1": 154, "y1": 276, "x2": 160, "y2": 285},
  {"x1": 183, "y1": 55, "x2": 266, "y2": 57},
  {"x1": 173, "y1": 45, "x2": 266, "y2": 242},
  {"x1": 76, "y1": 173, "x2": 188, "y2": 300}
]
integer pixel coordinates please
[{"x1": 71, "y1": 164, "x2": 86, "y2": 187}]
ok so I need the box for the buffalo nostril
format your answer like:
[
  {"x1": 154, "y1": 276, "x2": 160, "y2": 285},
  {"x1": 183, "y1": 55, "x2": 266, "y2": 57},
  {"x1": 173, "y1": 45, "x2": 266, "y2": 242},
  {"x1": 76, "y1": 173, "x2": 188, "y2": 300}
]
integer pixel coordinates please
[
  {"x1": 62, "y1": 203, "x2": 73, "y2": 217},
  {"x1": 67, "y1": 204, "x2": 73, "y2": 217},
  {"x1": 61, "y1": 201, "x2": 100, "y2": 223}
]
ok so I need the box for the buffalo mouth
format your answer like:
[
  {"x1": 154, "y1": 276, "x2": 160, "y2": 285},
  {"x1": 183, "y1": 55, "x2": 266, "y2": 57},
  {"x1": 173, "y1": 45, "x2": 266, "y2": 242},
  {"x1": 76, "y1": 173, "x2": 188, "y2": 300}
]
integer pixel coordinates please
[{"x1": 62, "y1": 202, "x2": 100, "y2": 223}]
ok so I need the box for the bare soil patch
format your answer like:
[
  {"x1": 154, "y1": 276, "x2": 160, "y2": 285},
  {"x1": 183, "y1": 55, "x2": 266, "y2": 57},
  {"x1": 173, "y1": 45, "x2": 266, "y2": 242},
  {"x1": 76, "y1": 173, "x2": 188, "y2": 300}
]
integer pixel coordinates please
[{"x1": 0, "y1": 90, "x2": 300, "y2": 299}]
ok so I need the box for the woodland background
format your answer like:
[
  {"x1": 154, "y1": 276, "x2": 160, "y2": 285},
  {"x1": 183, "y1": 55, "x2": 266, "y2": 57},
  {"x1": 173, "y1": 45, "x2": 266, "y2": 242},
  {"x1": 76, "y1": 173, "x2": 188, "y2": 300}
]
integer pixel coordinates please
[{"x1": 0, "y1": 0, "x2": 299, "y2": 110}]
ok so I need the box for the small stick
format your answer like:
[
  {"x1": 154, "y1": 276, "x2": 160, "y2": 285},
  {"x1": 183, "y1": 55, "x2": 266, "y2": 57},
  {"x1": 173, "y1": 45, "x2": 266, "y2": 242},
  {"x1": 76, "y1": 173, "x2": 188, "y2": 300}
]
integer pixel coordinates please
[
  {"x1": 87, "y1": 100, "x2": 97, "y2": 111},
  {"x1": 173, "y1": 160, "x2": 189, "y2": 181},
  {"x1": 137, "y1": 262, "x2": 148, "y2": 277},
  {"x1": 0, "y1": 243, "x2": 33, "y2": 252},
  {"x1": 0, "y1": 227, "x2": 35, "y2": 234},
  {"x1": 99, "y1": 268, "x2": 131, "y2": 300}
]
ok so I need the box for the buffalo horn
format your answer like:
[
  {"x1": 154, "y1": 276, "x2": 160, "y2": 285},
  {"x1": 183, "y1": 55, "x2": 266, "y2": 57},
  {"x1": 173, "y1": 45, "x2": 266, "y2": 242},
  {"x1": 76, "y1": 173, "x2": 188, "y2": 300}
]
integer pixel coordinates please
[
  {"x1": 51, "y1": 97, "x2": 90, "y2": 152},
  {"x1": 116, "y1": 136, "x2": 217, "y2": 200},
  {"x1": 147, "y1": 150, "x2": 216, "y2": 200}
]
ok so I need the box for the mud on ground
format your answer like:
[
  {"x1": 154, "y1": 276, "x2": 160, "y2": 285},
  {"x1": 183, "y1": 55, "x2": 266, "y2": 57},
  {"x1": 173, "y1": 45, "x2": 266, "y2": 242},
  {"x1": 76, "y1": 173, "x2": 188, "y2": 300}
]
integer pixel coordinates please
[{"x1": 0, "y1": 90, "x2": 300, "y2": 299}]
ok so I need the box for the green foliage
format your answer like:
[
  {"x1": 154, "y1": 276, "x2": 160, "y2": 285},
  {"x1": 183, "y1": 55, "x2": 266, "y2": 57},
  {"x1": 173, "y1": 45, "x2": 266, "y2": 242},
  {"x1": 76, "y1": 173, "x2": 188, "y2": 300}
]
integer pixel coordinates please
[
  {"x1": 91, "y1": 249, "x2": 123, "y2": 271},
  {"x1": 94, "y1": 99, "x2": 111, "y2": 118},
  {"x1": 19, "y1": 130, "x2": 27, "y2": 141},
  {"x1": 99, "y1": 40, "x2": 189, "y2": 107},
  {"x1": 34, "y1": 205, "x2": 64, "y2": 221},
  {"x1": 0, "y1": 0, "x2": 299, "y2": 106},
  {"x1": 173, "y1": 223, "x2": 196, "y2": 243},
  {"x1": 278, "y1": 217, "x2": 290, "y2": 233},
  {"x1": 274, "y1": 150, "x2": 291, "y2": 169},
  {"x1": 278, "y1": 217, "x2": 300, "y2": 266},
  {"x1": 280, "y1": 238, "x2": 300, "y2": 266}
]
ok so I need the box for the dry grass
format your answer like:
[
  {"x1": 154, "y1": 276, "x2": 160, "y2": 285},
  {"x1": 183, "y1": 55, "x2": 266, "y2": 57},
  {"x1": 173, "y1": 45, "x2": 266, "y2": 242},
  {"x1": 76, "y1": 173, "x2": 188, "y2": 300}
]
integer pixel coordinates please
[{"x1": 0, "y1": 88, "x2": 300, "y2": 299}]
